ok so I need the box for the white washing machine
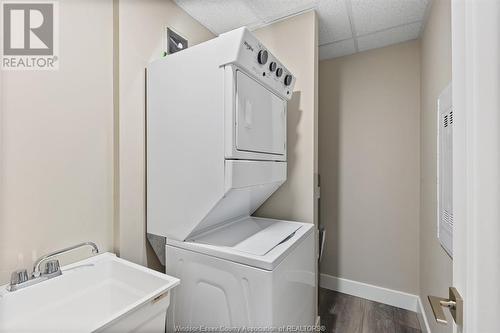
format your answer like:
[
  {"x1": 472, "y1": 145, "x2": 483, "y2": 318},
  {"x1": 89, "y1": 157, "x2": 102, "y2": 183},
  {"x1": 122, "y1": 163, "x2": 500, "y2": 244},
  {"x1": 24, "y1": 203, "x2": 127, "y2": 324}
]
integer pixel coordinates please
[
  {"x1": 147, "y1": 27, "x2": 315, "y2": 329},
  {"x1": 166, "y1": 217, "x2": 315, "y2": 328}
]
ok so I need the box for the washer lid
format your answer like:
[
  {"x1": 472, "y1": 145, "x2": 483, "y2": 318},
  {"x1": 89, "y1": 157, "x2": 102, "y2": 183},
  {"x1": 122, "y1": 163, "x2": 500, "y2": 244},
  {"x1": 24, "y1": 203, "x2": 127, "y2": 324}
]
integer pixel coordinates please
[
  {"x1": 166, "y1": 217, "x2": 314, "y2": 271},
  {"x1": 195, "y1": 217, "x2": 300, "y2": 256}
]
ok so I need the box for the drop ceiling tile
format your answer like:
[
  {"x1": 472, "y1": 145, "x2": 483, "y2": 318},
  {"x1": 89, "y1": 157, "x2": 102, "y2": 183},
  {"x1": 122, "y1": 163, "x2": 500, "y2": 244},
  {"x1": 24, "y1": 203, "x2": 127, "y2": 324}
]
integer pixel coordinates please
[
  {"x1": 357, "y1": 22, "x2": 421, "y2": 52},
  {"x1": 319, "y1": 39, "x2": 356, "y2": 60},
  {"x1": 350, "y1": 0, "x2": 429, "y2": 36},
  {"x1": 247, "y1": 0, "x2": 318, "y2": 23},
  {"x1": 318, "y1": 0, "x2": 353, "y2": 45},
  {"x1": 174, "y1": 0, "x2": 259, "y2": 35},
  {"x1": 175, "y1": 0, "x2": 428, "y2": 59}
]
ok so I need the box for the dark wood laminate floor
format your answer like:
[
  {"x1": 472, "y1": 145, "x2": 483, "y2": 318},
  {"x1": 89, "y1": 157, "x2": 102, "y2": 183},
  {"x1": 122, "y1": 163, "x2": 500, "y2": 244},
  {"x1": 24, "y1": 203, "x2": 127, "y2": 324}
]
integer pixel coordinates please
[{"x1": 319, "y1": 288, "x2": 422, "y2": 333}]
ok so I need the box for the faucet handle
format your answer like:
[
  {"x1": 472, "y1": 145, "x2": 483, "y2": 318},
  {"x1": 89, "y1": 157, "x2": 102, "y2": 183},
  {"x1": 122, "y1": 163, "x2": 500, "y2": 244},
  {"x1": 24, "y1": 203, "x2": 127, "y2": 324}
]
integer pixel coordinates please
[
  {"x1": 10, "y1": 269, "x2": 29, "y2": 285},
  {"x1": 43, "y1": 259, "x2": 61, "y2": 276}
]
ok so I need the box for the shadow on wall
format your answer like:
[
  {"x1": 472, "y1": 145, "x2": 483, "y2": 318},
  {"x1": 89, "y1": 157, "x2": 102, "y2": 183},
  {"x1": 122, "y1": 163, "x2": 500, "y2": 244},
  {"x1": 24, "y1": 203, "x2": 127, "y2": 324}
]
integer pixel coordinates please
[
  {"x1": 256, "y1": 90, "x2": 303, "y2": 221},
  {"x1": 146, "y1": 239, "x2": 163, "y2": 272},
  {"x1": 318, "y1": 65, "x2": 341, "y2": 276}
]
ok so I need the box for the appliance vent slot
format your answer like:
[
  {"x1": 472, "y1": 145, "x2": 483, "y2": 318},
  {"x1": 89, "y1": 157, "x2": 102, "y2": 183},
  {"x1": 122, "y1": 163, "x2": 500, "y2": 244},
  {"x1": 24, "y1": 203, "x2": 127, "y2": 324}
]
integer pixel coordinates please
[
  {"x1": 442, "y1": 210, "x2": 453, "y2": 227},
  {"x1": 437, "y1": 84, "x2": 453, "y2": 257}
]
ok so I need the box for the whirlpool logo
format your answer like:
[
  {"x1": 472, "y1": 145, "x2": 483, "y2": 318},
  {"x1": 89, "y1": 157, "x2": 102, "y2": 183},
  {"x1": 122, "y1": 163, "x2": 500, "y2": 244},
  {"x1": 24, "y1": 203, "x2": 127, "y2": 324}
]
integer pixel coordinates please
[
  {"x1": 2, "y1": 1, "x2": 59, "y2": 70},
  {"x1": 243, "y1": 41, "x2": 254, "y2": 52}
]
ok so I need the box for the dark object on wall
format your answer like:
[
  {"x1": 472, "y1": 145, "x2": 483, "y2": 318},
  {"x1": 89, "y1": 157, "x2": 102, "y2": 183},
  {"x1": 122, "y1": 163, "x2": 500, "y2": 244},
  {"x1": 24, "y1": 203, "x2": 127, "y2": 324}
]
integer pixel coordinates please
[
  {"x1": 166, "y1": 28, "x2": 188, "y2": 55},
  {"x1": 146, "y1": 233, "x2": 166, "y2": 265}
]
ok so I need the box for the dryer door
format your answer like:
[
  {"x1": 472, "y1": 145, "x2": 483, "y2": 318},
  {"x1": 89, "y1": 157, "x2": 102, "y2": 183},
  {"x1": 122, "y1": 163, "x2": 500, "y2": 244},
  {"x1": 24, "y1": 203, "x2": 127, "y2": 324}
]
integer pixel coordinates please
[{"x1": 235, "y1": 70, "x2": 286, "y2": 156}]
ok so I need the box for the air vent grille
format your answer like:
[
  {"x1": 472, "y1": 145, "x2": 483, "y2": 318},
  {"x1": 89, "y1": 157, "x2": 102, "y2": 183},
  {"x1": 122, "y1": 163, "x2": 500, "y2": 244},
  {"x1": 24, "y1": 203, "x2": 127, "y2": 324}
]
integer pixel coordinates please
[{"x1": 437, "y1": 84, "x2": 453, "y2": 257}]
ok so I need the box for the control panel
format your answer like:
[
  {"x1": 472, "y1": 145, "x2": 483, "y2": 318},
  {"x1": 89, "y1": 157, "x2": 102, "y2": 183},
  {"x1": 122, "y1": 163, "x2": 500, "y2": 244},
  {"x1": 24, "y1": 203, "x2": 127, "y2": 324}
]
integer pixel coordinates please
[{"x1": 226, "y1": 29, "x2": 296, "y2": 100}]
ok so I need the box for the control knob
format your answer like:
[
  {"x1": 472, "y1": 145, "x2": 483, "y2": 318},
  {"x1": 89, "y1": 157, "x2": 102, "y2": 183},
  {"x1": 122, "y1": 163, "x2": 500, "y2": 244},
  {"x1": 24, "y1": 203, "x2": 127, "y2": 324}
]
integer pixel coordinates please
[{"x1": 257, "y1": 50, "x2": 268, "y2": 64}]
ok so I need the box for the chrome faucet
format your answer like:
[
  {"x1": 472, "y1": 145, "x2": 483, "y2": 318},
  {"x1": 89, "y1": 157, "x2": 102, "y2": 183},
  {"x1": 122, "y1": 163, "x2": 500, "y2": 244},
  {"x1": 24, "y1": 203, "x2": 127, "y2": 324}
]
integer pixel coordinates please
[
  {"x1": 7, "y1": 241, "x2": 99, "y2": 292},
  {"x1": 32, "y1": 241, "x2": 99, "y2": 277}
]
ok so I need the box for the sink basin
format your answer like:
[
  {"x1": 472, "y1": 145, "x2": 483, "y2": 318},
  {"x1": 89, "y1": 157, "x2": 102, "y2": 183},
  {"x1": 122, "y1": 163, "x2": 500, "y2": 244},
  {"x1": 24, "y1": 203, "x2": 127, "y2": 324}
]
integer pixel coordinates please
[{"x1": 0, "y1": 253, "x2": 179, "y2": 333}]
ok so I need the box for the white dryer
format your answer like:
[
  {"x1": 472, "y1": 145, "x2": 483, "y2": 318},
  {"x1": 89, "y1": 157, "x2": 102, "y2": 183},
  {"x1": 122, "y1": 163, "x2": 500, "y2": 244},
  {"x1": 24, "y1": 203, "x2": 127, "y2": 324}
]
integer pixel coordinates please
[{"x1": 147, "y1": 27, "x2": 315, "y2": 329}]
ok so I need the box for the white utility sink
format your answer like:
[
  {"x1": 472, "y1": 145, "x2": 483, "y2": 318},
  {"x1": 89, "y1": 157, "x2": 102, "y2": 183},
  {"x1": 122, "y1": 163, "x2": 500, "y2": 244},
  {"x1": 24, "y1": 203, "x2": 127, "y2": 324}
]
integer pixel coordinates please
[{"x1": 0, "y1": 253, "x2": 180, "y2": 333}]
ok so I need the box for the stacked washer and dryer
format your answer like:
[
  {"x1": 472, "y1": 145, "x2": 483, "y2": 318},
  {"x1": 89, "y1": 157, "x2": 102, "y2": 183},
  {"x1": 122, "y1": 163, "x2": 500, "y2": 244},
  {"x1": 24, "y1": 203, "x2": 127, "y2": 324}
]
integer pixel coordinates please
[{"x1": 147, "y1": 27, "x2": 315, "y2": 329}]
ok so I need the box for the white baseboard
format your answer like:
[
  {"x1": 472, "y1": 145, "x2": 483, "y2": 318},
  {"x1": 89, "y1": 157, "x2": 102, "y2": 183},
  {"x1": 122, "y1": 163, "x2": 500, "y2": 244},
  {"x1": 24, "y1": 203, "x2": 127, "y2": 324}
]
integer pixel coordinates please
[
  {"x1": 416, "y1": 296, "x2": 432, "y2": 333},
  {"x1": 320, "y1": 274, "x2": 418, "y2": 312},
  {"x1": 320, "y1": 274, "x2": 432, "y2": 332}
]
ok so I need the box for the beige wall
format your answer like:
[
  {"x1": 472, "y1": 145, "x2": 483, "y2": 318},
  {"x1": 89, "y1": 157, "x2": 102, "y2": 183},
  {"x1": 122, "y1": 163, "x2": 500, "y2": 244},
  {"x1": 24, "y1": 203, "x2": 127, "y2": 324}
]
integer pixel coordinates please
[
  {"x1": 116, "y1": 0, "x2": 214, "y2": 266},
  {"x1": 254, "y1": 11, "x2": 319, "y2": 227},
  {"x1": 420, "y1": 0, "x2": 453, "y2": 331},
  {"x1": 0, "y1": 0, "x2": 114, "y2": 284},
  {"x1": 319, "y1": 41, "x2": 421, "y2": 294}
]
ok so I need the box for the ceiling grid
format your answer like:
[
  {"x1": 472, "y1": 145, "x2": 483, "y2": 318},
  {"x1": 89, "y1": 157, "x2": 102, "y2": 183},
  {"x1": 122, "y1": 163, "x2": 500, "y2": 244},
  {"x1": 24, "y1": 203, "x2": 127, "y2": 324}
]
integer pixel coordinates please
[
  {"x1": 174, "y1": 0, "x2": 433, "y2": 60},
  {"x1": 344, "y1": 0, "x2": 359, "y2": 53}
]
